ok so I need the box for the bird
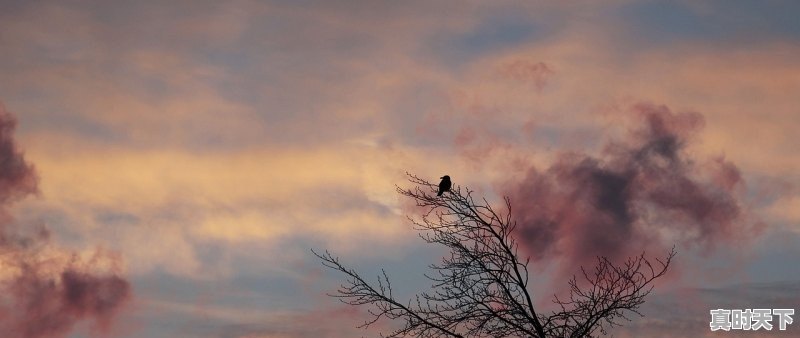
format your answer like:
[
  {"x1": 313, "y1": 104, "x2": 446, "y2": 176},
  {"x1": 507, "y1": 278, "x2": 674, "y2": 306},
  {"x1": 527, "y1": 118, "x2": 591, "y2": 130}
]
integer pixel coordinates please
[{"x1": 437, "y1": 175, "x2": 451, "y2": 196}]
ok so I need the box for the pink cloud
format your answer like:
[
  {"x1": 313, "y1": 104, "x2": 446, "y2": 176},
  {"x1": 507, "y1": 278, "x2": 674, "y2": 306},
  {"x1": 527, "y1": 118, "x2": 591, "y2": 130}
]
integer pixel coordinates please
[
  {"x1": 496, "y1": 60, "x2": 554, "y2": 91},
  {"x1": 0, "y1": 103, "x2": 131, "y2": 338},
  {"x1": 501, "y1": 103, "x2": 763, "y2": 279}
]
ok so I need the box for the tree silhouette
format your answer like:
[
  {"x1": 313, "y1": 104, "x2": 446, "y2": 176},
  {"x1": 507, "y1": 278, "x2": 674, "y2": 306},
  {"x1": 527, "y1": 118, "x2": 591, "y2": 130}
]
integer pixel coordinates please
[{"x1": 314, "y1": 173, "x2": 675, "y2": 337}]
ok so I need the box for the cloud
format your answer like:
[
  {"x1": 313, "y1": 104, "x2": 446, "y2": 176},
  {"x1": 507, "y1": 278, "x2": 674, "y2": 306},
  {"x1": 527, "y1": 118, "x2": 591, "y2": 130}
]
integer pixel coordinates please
[
  {"x1": 495, "y1": 59, "x2": 554, "y2": 91},
  {"x1": 0, "y1": 104, "x2": 131, "y2": 337},
  {"x1": 18, "y1": 132, "x2": 447, "y2": 278},
  {"x1": 1, "y1": 2, "x2": 799, "y2": 336},
  {"x1": 502, "y1": 103, "x2": 762, "y2": 278},
  {"x1": 0, "y1": 107, "x2": 38, "y2": 205}
]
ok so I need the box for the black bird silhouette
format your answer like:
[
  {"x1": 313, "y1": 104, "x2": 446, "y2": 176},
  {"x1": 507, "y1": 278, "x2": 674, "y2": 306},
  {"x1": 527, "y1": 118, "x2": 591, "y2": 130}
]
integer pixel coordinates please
[{"x1": 437, "y1": 175, "x2": 451, "y2": 196}]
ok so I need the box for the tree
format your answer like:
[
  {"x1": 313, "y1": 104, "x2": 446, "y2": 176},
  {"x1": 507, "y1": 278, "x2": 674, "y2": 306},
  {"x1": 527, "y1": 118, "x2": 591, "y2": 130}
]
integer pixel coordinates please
[{"x1": 314, "y1": 173, "x2": 675, "y2": 337}]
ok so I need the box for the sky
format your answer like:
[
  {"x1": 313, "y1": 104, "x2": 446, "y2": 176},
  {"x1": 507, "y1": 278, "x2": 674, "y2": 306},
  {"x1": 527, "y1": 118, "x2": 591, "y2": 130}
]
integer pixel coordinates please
[{"x1": 1, "y1": 0, "x2": 799, "y2": 337}]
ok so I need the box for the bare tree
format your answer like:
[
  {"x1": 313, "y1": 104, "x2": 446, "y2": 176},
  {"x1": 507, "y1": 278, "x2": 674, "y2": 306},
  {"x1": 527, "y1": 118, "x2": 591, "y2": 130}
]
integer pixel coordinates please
[{"x1": 314, "y1": 173, "x2": 675, "y2": 337}]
